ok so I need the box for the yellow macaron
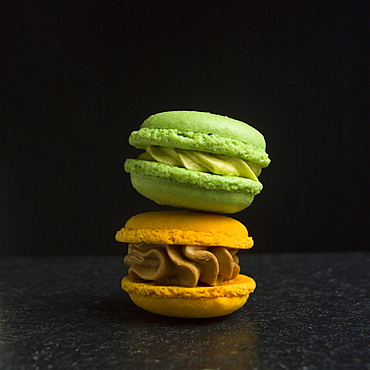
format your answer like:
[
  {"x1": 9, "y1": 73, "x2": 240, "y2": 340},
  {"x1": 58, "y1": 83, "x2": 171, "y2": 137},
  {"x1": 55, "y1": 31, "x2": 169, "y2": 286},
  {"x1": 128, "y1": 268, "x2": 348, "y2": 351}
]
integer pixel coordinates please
[{"x1": 116, "y1": 210, "x2": 256, "y2": 318}]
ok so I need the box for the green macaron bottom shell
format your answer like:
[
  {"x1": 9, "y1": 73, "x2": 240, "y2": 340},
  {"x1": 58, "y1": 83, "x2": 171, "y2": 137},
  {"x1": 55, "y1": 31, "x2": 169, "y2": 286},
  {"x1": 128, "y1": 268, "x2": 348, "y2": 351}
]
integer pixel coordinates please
[
  {"x1": 125, "y1": 159, "x2": 263, "y2": 213},
  {"x1": 130, "y1": 173, "x2": 256, "y2": 213}
]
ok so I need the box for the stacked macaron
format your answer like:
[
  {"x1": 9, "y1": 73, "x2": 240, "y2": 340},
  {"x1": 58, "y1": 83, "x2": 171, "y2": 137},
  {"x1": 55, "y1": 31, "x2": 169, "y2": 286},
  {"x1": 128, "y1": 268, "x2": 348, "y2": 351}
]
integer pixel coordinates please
[{"x1": 116, "y1": 111, "x2": 270, "y2": 318}]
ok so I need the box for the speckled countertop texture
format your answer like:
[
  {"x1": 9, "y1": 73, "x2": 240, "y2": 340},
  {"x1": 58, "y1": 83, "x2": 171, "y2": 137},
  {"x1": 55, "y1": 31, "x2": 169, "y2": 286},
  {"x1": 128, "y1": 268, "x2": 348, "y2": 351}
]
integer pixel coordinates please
[{"x1": 1, "y1": 252, "x2": 369, "y2": 369}]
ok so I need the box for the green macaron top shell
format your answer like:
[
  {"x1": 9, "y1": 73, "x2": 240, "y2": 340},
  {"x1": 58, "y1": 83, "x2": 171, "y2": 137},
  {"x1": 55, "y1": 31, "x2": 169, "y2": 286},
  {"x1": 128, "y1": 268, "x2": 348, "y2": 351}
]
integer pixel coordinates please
[
  {"x1": 142, "y1": 111, "x2": 266, "y2": 148},
  {"x1": 129, "y1": 111, "x2": 270, "y2": 168}
]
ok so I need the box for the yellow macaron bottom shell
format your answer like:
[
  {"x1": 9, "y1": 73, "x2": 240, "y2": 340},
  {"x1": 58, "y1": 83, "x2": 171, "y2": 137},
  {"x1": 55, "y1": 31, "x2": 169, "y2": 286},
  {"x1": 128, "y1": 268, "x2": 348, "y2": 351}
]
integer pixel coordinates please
[{"x1": 121, "y1": 274, "x2": 256, "y2": 318}]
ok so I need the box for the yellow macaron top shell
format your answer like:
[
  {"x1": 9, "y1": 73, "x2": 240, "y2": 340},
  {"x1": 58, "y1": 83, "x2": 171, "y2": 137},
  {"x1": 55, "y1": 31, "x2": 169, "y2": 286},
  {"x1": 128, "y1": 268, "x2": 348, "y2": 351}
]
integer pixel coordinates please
[{"x1": 115, "y1": 210, "x2": 254, "y2": 249}]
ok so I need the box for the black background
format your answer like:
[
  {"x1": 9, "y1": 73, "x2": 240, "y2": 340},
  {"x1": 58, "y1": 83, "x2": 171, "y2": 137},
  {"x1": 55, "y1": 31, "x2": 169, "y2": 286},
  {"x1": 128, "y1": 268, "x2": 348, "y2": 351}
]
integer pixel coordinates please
[{"x1": 1, "y1": 1, "x2": 368, "y2": 256}]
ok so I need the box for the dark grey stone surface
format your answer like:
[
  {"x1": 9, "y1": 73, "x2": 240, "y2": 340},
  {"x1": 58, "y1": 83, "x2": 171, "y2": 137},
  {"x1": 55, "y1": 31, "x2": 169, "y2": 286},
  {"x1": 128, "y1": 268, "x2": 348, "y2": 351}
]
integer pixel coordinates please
[{"x1": 0, "y1": 252, "x2": 369, "y2": 369}]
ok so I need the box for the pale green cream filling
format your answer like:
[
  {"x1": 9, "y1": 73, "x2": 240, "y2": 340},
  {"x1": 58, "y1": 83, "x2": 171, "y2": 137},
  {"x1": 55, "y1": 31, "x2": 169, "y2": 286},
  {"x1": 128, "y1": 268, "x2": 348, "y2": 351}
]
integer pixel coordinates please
[{"x1": 138, "y1": 146, "x2": 262, "y2": 182}]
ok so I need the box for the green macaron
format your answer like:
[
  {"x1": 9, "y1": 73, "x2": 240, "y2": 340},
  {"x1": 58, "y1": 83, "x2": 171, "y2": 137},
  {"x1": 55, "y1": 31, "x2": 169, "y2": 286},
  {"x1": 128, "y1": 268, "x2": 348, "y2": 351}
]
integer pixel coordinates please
[{"x1": 125, "y1": 111, "x2": 270, "y2": 213}]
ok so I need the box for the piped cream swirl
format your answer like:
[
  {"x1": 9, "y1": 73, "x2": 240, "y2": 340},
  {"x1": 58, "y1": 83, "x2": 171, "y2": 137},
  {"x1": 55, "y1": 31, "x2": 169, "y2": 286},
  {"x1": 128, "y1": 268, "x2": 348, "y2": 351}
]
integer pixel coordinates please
[
  {"x1": 138, "y1": 146, "x2": 261, "y2": 181},
  {"x1": 124, "y1": 243, "x2": 240, "y2": 287}
]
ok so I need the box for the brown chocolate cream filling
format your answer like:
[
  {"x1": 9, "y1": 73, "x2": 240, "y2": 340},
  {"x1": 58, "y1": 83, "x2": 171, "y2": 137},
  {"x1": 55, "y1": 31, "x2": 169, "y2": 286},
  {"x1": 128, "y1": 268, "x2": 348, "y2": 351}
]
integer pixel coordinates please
[{"x1": 124, "y1": 243, "x2": 240, "y2": 287}]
